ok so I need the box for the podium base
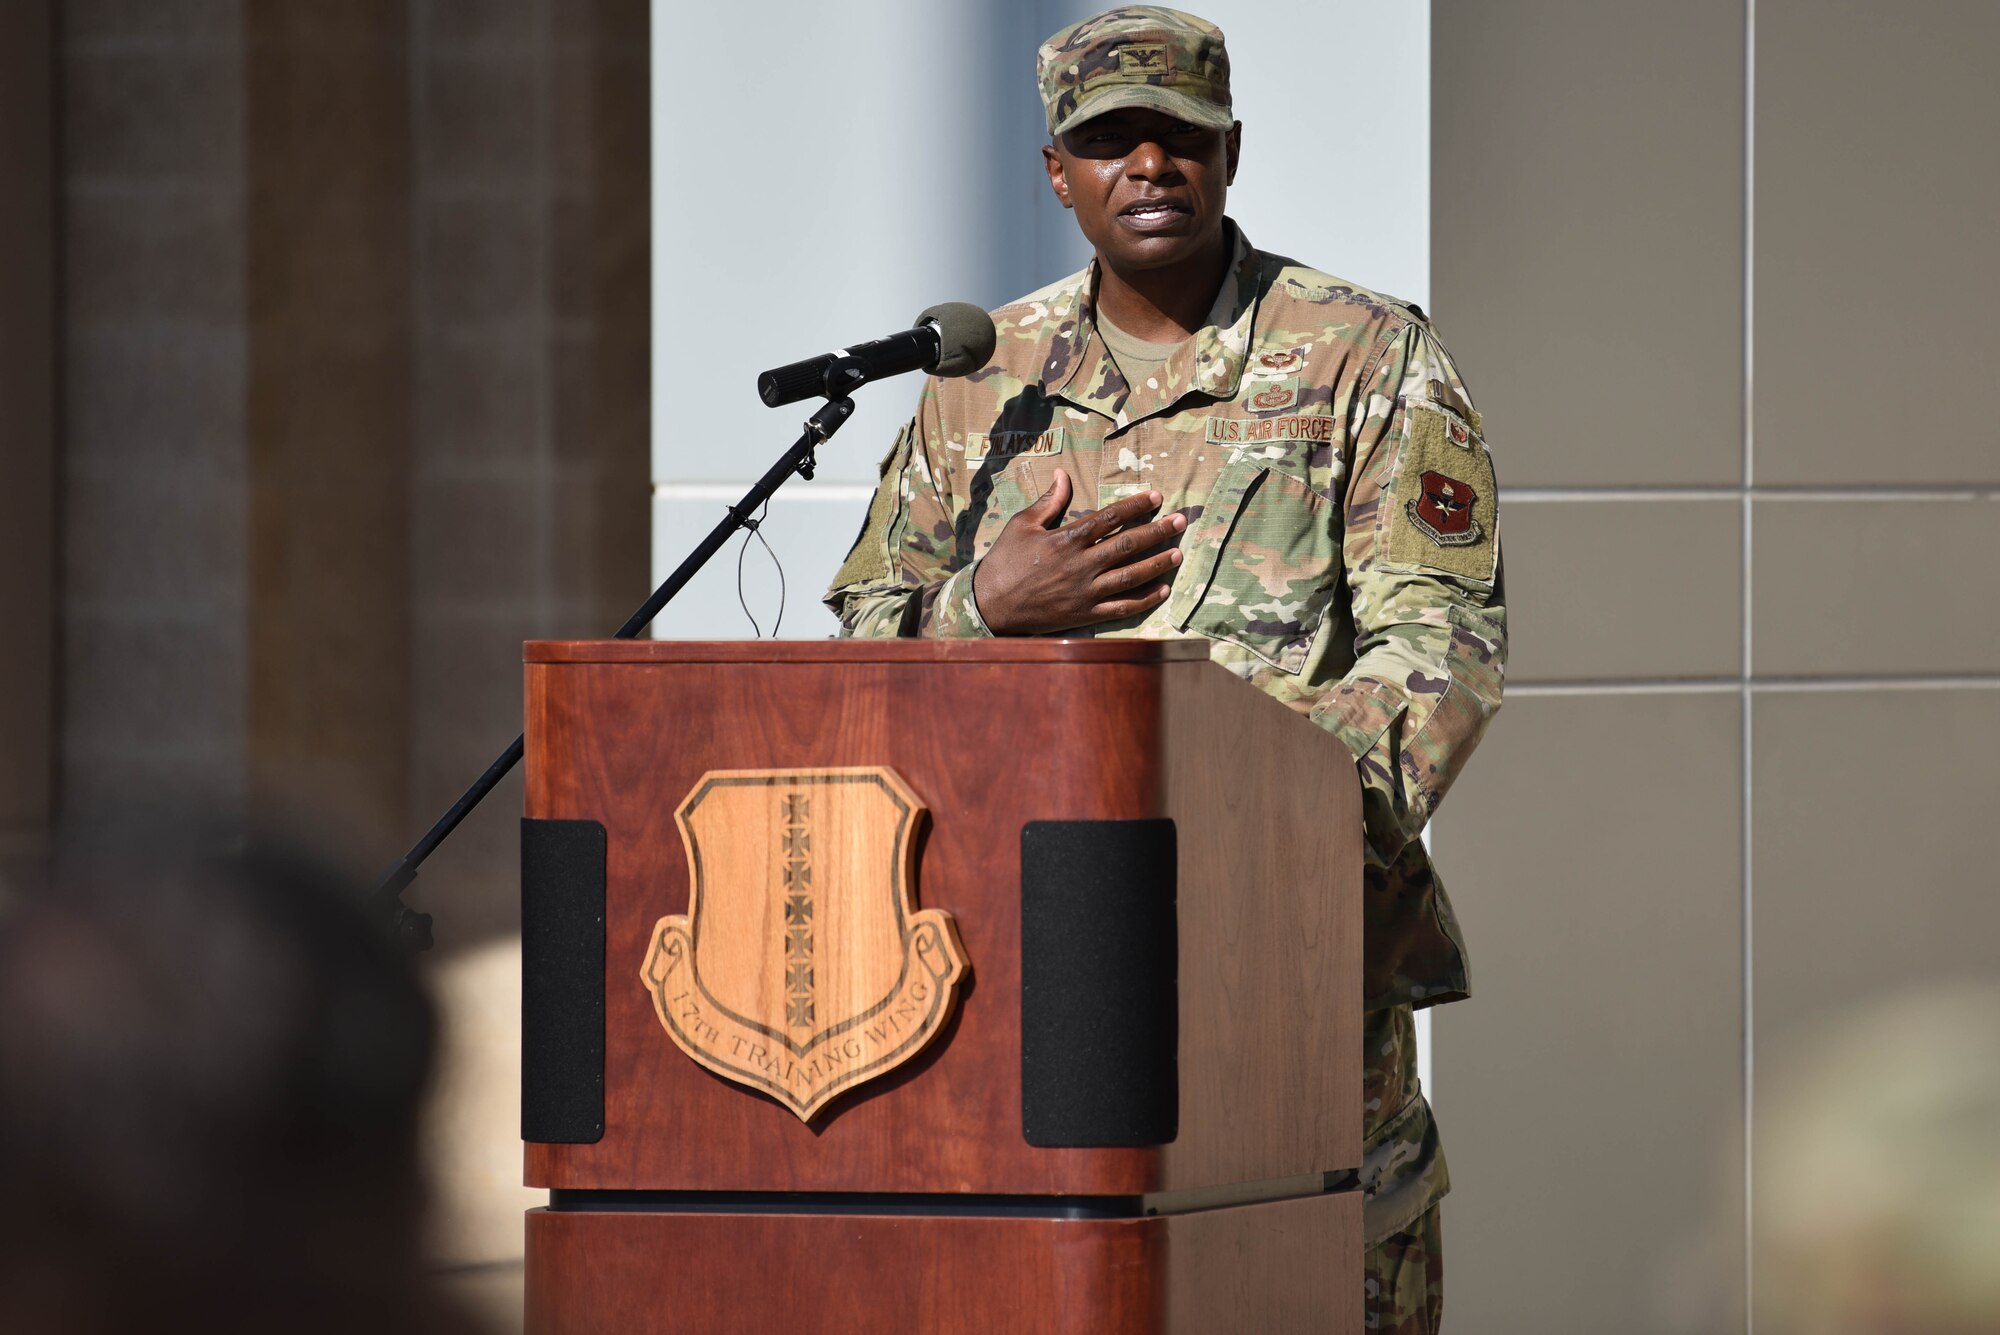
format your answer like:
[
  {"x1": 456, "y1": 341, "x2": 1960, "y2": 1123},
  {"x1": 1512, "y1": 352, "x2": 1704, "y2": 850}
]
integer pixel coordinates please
[{"x1": 524, "y1": 1190, "x2": 1359, "y2": 1334}]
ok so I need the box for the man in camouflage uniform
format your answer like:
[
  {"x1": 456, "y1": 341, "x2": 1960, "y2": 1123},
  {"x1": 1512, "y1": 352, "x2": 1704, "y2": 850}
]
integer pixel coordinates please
[{"x1": 824, "y1": 9, "x2": 1503, "y2": 1331}]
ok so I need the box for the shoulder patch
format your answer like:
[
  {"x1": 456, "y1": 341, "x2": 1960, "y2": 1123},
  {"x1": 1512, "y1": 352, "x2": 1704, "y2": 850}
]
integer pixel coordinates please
[{"x1": 1385, "y1": 403, "x2": 1499, "y2": 582}]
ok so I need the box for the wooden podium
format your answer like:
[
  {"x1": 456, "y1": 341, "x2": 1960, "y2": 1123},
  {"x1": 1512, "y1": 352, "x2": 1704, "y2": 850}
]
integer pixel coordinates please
[{"x1": 519, "y1": 639, "x2": 1362, "y2": 1334}]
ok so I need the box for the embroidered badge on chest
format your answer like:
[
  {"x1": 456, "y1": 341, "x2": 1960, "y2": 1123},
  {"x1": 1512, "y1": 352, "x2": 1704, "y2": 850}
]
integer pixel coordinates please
[
  {"x1": 1246, "y1": 380, "x2": 1299, "y2": 413},
  {"x1": 1254, "y1": 348, "x2": 1305, "y2": 375}
]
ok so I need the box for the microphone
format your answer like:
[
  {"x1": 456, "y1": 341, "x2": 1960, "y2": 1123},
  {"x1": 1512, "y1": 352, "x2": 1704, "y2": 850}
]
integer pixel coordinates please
[{"x1": 757, "y1": 302, "x2": 997, "y2": 407}]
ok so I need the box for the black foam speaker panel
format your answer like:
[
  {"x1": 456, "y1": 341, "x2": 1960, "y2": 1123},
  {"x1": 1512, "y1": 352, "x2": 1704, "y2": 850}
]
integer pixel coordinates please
[
  {"x1": 1019, "y1": 818, "x2": 1179, "y2": 1147},
  {"x1": 521, "y1": 817, "x2": 606, "y2": 1144}
]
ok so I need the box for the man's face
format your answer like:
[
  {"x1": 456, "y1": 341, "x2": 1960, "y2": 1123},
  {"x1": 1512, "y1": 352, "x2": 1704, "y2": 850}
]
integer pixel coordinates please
[{"x1": 1043, "y1": 107, "x2": 1240, "y2": 272}]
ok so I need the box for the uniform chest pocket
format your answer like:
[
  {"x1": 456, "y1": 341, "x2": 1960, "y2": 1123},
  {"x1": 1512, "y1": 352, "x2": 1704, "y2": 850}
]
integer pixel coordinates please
[
  {"x1": 1166, "y1": 456, "x2": 1340, "y2": 673},
  {"x1": 964, "y1": 456, "x2": 1048, "y2": 558}
]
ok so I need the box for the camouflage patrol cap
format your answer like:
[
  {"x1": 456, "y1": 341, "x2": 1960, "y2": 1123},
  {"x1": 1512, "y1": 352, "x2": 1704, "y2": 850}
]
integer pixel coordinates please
[{"x1": 1037, "y1": 7, "x2": 1233, "y2": 140}]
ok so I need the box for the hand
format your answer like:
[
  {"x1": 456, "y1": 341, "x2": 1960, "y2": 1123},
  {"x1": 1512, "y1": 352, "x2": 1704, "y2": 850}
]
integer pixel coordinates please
[{"x1": 971, "y1": 469, "x2": 1187, "y2": 635}]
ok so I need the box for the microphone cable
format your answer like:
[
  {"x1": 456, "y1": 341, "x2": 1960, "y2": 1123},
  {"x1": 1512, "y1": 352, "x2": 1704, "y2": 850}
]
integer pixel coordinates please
[{"x1": 732, "y1": 496, "x2": 786, "y2": 638}]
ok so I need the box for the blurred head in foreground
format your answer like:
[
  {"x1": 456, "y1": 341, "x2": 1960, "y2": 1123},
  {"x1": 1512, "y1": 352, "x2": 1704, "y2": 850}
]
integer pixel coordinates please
[
  {"x1": 0, "y1": 832, "x2": 475, "y2": 1333},
  {"x1": 1755, "y1": 982, "x2": 2000, "y2": 1334}
]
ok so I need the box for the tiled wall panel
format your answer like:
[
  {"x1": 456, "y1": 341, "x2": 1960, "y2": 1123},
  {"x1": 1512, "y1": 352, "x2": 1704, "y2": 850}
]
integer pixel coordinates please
[
  {"x1": 1749, "y1": 687, "x2": 2000, "y2": 1330},
  {"x1": 1750, "y1": 688, "x2": 2000, "y2": 1056},
  {"x1": 1432, "y1": 694, "x2": 1746, "y2": 1333},
  {"x1": 1752, "y1": 498, "x2": 2000, "y2": 678},
  {"x1": 1754, "y1": 2, "x2": 2000, "y2": 486},
  {"x1": 1433, "y1": 0, "x2": 1744, "y2": 488},
  {"x1": 1502, "y1": 500, "x2": 1740, "y2": 683}
]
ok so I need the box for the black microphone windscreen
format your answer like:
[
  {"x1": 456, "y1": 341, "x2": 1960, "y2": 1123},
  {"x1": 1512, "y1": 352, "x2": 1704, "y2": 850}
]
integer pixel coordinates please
[{"x1": 917, "y1": 302, "x2": 997, "y2": 378}]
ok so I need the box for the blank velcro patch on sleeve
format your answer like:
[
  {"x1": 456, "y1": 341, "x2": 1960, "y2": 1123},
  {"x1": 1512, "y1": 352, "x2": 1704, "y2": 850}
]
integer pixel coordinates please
[
  {"x1": 1385, "y1": 402, "x2": 1499, "y2": 583},
  {"x1": 830, "y1": 424, "x2": 913, "y2": 593}
]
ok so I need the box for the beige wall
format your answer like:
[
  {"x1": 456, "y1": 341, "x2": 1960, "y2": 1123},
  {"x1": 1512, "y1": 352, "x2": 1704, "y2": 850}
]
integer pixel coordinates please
[{"x1": 1431, "y1": 2, "x2": 2000, "y2": 1330}]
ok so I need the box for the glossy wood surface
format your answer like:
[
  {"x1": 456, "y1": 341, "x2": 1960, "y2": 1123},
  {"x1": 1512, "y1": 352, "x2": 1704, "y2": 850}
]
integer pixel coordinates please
[
  {"x1": 524, "y1": 1192, "x2": 1360, "y2": 1335},
  {"x1": 523, "y1": 640, "x2": 1359, "y2": 1196},
  {"x1": 1159, "y1": 662, "x2": 1361, "y2": 1191}
]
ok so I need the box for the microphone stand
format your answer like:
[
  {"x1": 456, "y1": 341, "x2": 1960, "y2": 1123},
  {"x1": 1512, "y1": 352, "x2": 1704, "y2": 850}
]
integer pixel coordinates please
[{"x1": 372, "y1": 394, "x2": 858, "y2": 951}]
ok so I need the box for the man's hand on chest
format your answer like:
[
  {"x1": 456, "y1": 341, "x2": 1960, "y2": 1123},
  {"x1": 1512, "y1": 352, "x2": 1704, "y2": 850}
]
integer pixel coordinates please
[{"x1": 970, "y1": 469, "x2": 1188, "y2": 636}]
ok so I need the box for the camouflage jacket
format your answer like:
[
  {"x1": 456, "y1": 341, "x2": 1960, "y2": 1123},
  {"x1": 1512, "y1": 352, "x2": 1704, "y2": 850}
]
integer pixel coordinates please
[{"x1": 824, "y1": 225, "x2": 1506, "y2": 1015}]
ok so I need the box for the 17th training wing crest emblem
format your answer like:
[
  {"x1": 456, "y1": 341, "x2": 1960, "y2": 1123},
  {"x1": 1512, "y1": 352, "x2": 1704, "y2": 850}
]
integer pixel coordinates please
[{"x1": 639, "y1": 767, "x2": 968, "y2": 1121}]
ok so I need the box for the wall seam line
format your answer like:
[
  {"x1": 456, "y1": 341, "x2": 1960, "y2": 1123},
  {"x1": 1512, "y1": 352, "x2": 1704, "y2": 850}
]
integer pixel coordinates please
[
  {"x1": 1742, "y1": 0, "x2": 1758, "y2": 1326},
  {"x1": 1502, "y1": 486, "x2": 1999, "y2": 502},
  {"x1": 1507, "y1": 674, "x2": 2000, "y2": 696}
]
